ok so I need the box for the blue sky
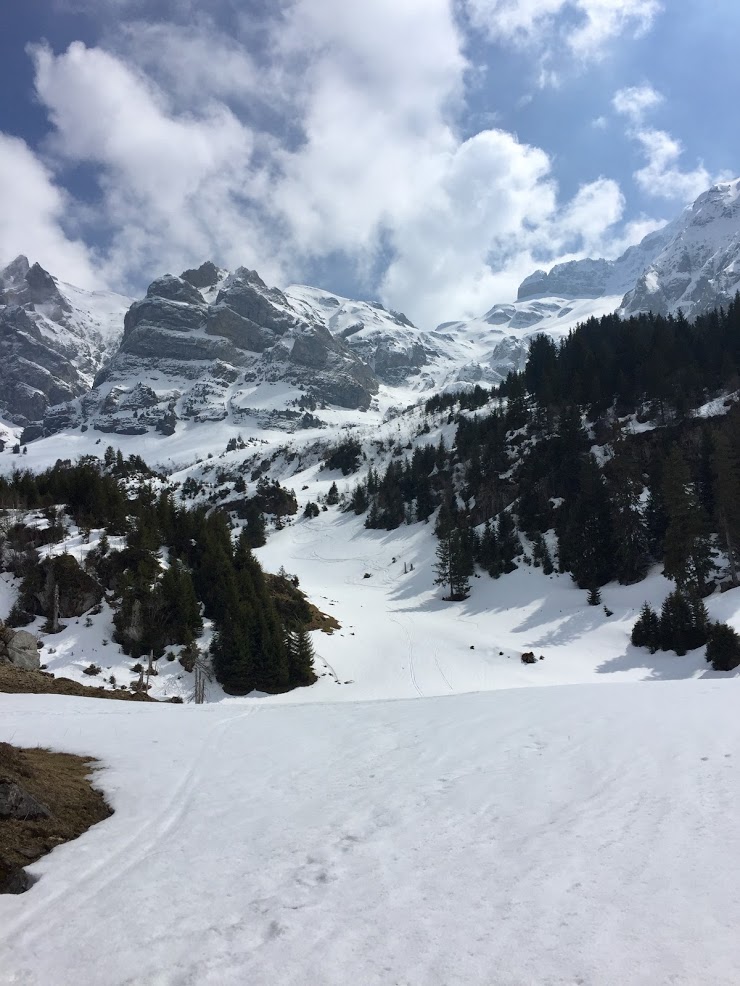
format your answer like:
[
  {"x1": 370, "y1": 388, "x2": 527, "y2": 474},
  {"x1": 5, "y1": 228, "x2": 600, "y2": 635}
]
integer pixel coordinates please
[{"x1": 0, "y1": 0, "x2": 737, "y2": 327}]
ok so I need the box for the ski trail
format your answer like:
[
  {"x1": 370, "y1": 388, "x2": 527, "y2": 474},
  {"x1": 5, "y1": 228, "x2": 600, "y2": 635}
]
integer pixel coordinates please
[
  {"x1": 0, "y1": 705, "x2": 261, "y2": 946},
  {"x1": 433, "y1": 648, "x2": 453, "y2": 692},
  {"x1": 388, "y1": 614, "x2": 423, "y2": 698}
]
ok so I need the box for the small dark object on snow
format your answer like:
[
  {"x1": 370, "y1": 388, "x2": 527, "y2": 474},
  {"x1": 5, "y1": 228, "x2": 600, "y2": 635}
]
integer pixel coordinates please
[
  {"x1": 470, "y1": 645, "x2": 475, "y2": 650},
  {"x1": 539, "y1": 655, "x2": 545, "y2": 661},
  {"x1": 521, "y1": 652, "x2": 536, "y2": 665},
  {"x1": 499, "y1": 651, "x2": 504, "y2": 656},
  {"x1": 363, "y1": 573, "x2": 372, "y2": 579}
]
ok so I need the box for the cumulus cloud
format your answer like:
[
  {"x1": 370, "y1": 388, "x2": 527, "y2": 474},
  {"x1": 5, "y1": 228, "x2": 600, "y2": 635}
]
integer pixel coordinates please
[
  {"x1": 632, "y1": 129, "x2": 720, "y2": 201},
  {"x1": 15, "y1": 0, "x2": 669, "y2": 326},
  {"x1": 464, "y1": 0, "x2": 661, "y2": 60},
  {"x1": 30, "y1": 41, "x2": 286, "y2": 288},
  {"x1": 0, "y1": 133, "x2": 96, "y2": 286},
  {"x1": 612, "y1": 84, "x2": 663, "y2": 123},
  {"x1": 613, "y1": 83, "x2": 726, "y2": 202}
]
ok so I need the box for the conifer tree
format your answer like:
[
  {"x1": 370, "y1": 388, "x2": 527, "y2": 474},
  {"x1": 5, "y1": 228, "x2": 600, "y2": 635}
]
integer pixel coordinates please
[
  {"x1": 712, "y1": 429, "x2": 740, "y2": 582},
  {"x1": 434, "y1": 530, "x2": 471, "y2": 600},
  {"x1": 608, "y1": 465, "x2": 649, "y2": 585},
  {"x1": 706, "y1": 621, "x2": 740, "y2": 671},
  {"x1": 659, "y1": 588, "x2": 708, "y2": 655},
  {"x1": 289, "y1": 627, "x2": 317, "y2": 686},
  {"x1": 662, "y1": 449, "x2": 713, "y2": 593},
  {"x1": 497, "y1": 510, "x2": 520, "y2": 574},
  {"x1": 631, "y1": 602, "x2": 660, "y2": 653}
]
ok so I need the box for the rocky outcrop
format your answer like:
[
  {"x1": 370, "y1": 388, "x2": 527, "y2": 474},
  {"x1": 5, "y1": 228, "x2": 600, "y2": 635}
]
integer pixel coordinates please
[
  {"x1": 518, "y1": 260, "x2": 614, "y2": 301},
  {"x1": 620, "y1": 181, "x2": 740, "y2": 319},
  {"x1": 0, "y1": 627, "x2": 41, "y2": 671},
  {"x1": 0, "y1": 256, "x2": 129, "y2": 425},
  {"x1": 38, "y1": 556, "x2": 104, "y2": 619},
  {"x1": 0, "y1": 781, "x2": 51, "y2": 820},
  {"x1": 36, "y1": 265, "x2": 380, "y2": 436}
]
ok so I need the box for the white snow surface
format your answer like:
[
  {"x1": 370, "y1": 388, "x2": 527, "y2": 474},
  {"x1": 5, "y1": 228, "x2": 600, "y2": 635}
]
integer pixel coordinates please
[{"x1": 2, "y1": 681, "x2": 740, "y2": 985}]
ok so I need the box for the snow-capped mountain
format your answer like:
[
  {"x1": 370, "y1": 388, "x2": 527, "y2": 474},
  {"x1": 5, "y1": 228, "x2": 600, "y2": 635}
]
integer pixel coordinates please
[
  {"x1": 0, "y1": 255, "x2": 130, "y2": 425},
  {"x1": 7, "y1": 177, "x2": 740, "y2": 444},
  {"x1": 621, "y1": 179, "x2": 740, "y2": 318}
]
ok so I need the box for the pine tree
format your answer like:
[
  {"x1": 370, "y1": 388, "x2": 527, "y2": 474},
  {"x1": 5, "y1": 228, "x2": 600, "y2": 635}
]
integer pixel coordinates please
[
  {"x1": 497, "y1": 510, "x2": 520, "y2": 574},
  {"x1": 659, "y1": 588, "x2": 708, "y2": 655},
  {"x1": 289, "y1": 627, "x2": 317, "y2": 686},
  {"x1": 326, "y1": 482, "x2": 339, "y2": 505},
  {"x1": 631, "y1": 602, "x2": 661, "y2": 653},
  {"x1": 712, "y1": 428, "x2": 740, "y2": 583},
  {"x1": 558, "y1": 455, "x2": 614, "y2": 589},
  {"x1": 434, "y1": 530, "x2": 471, "y2": 600},
  {"x1": 706, "y1": 621, "x2": 740, "y2": 671},
  {"x1": 608, "y1": 466, "x2": 649, "y2": 585},
  {"x1": 662, "y1": 449, "x2": 713, "y2": 593}
]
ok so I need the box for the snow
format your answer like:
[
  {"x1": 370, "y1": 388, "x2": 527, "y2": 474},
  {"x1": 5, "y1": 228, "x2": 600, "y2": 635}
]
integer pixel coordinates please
[
  {"x1": 2, "y1": 681, "x2": 740, "y2": 985},
  {"x1": 257, "y1": 509, "x2": 740, "y2": 702}
]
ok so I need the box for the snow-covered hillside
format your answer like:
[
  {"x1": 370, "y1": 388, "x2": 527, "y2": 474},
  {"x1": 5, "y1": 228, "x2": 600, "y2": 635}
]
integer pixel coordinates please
[{"x1": 3, "y1": 681, "x2": 740, "y2": 985}]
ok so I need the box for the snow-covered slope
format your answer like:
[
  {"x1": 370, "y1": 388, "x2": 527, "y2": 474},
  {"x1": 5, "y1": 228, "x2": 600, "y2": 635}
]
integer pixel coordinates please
[
  {"x1": 3, "y1": 680, "x2": 740, "y2": 985},
  {"x1": 621, "y1": 178, "x2": 740, "y2": 318}
]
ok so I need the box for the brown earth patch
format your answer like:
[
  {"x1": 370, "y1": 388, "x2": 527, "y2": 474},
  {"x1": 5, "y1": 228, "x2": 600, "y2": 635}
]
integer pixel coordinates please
[
  {"x1": 0, "y1": 741, "x2": 112, "y2": 892},
  {"x1": 0, "y1": 663, "x2": 179, "y2": 701}
]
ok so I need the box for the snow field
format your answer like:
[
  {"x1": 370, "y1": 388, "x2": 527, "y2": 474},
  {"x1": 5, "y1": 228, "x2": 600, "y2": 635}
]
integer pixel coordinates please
[{"x1": 2, "y1": 681, "x2": 740, "y2": 985}]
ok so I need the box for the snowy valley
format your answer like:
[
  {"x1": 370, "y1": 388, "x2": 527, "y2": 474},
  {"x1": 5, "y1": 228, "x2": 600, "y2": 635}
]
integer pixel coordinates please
[{"x1": 3, "y1": 179, "x2": 740, "y2": 985}]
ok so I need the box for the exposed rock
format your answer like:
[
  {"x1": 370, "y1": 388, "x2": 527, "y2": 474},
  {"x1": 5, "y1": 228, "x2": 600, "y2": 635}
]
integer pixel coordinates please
[
  {"x1": 0, "y1": 858, "x2": 33, "y2": 895},
  {"x1": 0, "y1": 256, "x2": 129, "y2": 425},
  {"x1": 0, "y1": 781, "x2": 51, "y2": 820},
  {"x1": 37, "y1": 555, "x2": 104, "y2": 619},
  {"x1": 181, "y1": 261, "x2": 222, "y2": 289},
  {"x1": 1, "y1": 628, "x2": 41, "y2": 671}
]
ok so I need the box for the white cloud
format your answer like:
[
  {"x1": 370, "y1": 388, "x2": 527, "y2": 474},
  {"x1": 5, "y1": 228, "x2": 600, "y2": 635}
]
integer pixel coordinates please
[
  {"x1": 612, "y1": 83, "x2": 727, "y2": 202},
  {"x1": 0, "y1": 133, "x2": 96, "y2": 286},
  {"x1": 17, "y1": 2, "x2": 670, "y2": 326},
  {"x1": 464, "y1": 0, "x2": 661, "y2": 60},
  {"x1": 30, "y1": 41, "x2": 285, "y2": 288},
  {"x1": 632, "y1": 129, "x2": 716, "y2": 201},
  {"x1": 612, "y1": 84, "x2": 663, "y2": 123}
]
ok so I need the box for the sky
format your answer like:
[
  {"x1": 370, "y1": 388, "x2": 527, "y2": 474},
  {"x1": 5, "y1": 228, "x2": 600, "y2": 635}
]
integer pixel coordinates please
[{"x1": 0, "y1": 0, "x2": 738, "y2": 329}]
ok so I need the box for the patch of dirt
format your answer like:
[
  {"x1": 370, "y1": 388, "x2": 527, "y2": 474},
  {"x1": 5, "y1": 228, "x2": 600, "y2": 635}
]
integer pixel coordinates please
[
  {"x1": 266, "y1": 573, "x2": 340, "y2": 635},
  {"x1": 304, "y1": 602, "x2": 341, "y2": 634},
  {"x1": 0, "y1": 663, "x2": 178, "y2": 701},
  {"x1": 0, "y1": 741, "x2": 112, "y2": 892}
]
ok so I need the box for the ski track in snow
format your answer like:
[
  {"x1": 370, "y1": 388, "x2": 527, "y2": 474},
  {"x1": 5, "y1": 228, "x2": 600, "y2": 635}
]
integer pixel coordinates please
[{"x1": 2, "y1": 684, "x2": 740, "y2": 985}]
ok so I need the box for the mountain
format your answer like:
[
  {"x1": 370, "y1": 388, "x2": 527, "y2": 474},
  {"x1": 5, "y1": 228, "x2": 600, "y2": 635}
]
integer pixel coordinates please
[
  {"x1": 0, "y1": 255, "x2": 130, "y2": 426},
  {"x1": 8, "y1": 177, "x2": 740, "y2": 445},
  {"x1": 516, "y1": 179, "x2": 740, "y2": 322},
  {"x1": 33, "y1": 263, "x2": 381, "y2": 440},
  {"x1": 621, "y1": 179, "x2": 740, "y2": 318}
]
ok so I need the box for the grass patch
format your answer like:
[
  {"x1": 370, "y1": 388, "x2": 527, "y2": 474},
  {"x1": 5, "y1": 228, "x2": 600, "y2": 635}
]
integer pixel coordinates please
[{"x1": 0, "y1": 741, "x2": 112, "y2": 889}]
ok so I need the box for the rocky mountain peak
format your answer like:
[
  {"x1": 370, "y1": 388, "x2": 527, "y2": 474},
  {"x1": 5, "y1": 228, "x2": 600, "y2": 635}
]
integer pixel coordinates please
[
  {"x1": 0, "y1": 254, "x2": 31, "y2": 289},
  {"x1": 181, "y1": 261, "x2": 222, "y2": 290}
]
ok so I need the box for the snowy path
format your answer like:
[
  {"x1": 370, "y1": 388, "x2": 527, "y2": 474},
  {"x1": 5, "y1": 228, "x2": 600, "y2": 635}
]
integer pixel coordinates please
[{"x1": 2, "y1": 681, "x2": 740, "y2": 985}]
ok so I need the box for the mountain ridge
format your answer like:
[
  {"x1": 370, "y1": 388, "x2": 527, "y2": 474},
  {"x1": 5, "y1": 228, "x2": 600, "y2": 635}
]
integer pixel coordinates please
[{"x1": 4, "y1": 177, "x2": 740, "y2": 443}]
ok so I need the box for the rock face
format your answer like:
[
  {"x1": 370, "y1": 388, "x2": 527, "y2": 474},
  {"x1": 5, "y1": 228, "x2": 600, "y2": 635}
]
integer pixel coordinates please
[
  {"x1": 0, "y1": 256, "x2": 130, "y2": 426},
  {"x1": 515, "y1": 180, "x2": 740, "y2": 322},
  {"x1": 36, "y1": 556, "x2": 104, "y2": 619},
  {"x1": 518, "y1": 260, "x2": 615, "y2": 301},
  {"x1": 620, "y1": 180, "x2": 740, "y2": 319},
  {"x1": 0, "y1": 858, "x2": 33, "y2": 895},
  {"x1": 286, "y1": 285, "x2": 441, "y2": 385},
  {"x1": 36, "y1": 266, "x2": 381, "y2": 437},
  {"x1": 0, "y1": 781, "x2": 51, "y2": 820},
  {"x1": 0, "y1": 627, "x2": 41, "y2": 671}
]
